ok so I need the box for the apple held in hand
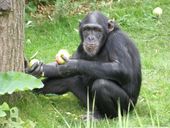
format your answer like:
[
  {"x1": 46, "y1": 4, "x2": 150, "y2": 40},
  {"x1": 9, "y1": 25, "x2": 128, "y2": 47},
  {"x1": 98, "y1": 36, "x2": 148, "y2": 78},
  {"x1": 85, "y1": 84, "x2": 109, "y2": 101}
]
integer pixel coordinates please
[
  {"x1": 29, "y1": 59, "x2": 39, "y2": 67},
  {"x1": 55, "y1": 49, "x2": 70, "y2": 64},
  {"x1": 56, "y1": 55, "x2": 65, "y2": 64}
]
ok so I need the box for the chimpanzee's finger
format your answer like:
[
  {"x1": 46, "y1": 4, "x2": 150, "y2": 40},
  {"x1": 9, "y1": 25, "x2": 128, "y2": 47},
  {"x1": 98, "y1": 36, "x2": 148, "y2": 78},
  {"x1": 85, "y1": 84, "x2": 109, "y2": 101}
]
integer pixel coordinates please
[
  {"x1": 25, "y1": 62, "x2": 39, "y2": 74},
  {"x1": 61, "y1": 55, "x2": 69, "y2": 62}
]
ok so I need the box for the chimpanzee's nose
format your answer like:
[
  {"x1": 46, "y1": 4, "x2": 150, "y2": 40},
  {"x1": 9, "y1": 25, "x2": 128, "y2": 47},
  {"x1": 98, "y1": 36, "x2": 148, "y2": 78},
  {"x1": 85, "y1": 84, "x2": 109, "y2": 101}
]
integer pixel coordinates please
[{"x1": 88, "y1": 36, "x2": 95, "y2": 41}]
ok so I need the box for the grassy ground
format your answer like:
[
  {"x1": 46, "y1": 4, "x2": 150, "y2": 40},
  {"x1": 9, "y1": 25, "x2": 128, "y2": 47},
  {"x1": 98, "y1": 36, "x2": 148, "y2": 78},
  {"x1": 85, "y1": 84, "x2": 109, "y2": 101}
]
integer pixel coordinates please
[{"x1": 2, "y1": 0, "x2": 170, "y2": 127}]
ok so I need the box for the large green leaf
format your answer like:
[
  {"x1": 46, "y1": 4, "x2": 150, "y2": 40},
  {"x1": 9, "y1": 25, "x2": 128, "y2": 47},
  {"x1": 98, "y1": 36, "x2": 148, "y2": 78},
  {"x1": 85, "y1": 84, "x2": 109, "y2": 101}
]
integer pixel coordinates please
[{"x1": 0, "y1": 72, "x2": 44, "y2": 95}]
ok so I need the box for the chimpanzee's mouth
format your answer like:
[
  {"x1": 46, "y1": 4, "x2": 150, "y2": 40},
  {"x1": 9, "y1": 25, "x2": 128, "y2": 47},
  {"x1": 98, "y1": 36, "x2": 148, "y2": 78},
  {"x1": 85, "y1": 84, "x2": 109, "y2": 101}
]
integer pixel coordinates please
[
  {"x1": 83, "y1": 43, "x2": 99, "y2": 56},
  {"x1": 86, "y1": 44, "x2": 96, "y2": 49},
  {"x1": 85, "y1": 44, "x2": 97, "y2": 51}
]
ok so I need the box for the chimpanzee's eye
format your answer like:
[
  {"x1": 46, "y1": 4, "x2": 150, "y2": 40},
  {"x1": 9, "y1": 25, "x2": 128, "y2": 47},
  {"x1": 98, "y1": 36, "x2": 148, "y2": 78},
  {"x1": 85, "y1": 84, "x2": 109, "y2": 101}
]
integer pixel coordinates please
[
  {"x1": 94, "y1": 27, "x2": 102, "y2": 32},
  {"x1": 83, "y1": 29, "x2": 90, "y2": 37}
]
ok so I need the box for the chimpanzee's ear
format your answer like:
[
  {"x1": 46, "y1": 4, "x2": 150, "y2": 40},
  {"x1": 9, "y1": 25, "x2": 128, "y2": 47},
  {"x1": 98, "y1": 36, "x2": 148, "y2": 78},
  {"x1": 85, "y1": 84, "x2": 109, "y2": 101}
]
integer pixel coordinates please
[{"x1": 108, "y1": 20, "x2": 114, "y2": 32}]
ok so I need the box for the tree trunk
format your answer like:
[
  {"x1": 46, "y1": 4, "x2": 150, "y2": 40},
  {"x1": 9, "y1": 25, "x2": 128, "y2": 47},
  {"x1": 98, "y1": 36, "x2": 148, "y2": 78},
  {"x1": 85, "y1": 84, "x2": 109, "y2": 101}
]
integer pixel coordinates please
[{"x1": 0, "y1": 0, "x2": 24, "y2": 72}]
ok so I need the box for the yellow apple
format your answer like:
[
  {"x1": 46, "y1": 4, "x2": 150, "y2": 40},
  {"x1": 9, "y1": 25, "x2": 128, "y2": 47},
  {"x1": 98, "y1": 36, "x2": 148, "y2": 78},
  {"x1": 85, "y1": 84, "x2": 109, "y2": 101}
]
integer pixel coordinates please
[
  {"x1": 153, "y1": 7, "x2": 163, "y2": 17},
  {"x1": 29, "y1": 59, "x2": 39, "y2": 67},
  {"x1": 55, "y1": 55, "x2": 65, "y2": 64},
  {"x1": 55, "y1": 49, "x2": 70, "y2": 64}
]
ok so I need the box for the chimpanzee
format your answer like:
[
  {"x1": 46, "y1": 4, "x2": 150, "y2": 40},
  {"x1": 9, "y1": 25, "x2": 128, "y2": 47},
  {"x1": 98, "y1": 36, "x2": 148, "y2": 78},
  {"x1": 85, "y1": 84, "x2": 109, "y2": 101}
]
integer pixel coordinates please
[{"x1": 26, "y1": 11, "x2": 141, "y2": 119}]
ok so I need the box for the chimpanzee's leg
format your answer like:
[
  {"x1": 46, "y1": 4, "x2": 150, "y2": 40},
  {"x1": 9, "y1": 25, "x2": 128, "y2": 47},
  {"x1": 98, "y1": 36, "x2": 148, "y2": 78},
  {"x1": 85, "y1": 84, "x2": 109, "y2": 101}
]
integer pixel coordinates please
[
  {"x1": 34, "y1": 76, "x2": 90, "y2": 106},
  {"x1": 34, "y1": 78, "x2": 69, "y2": 95},
  {"x1": 91, "y1": 79, "x2": 131, "y2": 118}
]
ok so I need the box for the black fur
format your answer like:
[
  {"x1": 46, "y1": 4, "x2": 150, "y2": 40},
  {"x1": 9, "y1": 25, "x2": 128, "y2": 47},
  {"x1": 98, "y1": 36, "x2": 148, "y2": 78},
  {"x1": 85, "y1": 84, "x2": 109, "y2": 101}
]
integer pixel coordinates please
[{"x1": 35, "y1": 11, "x2": 142, "y2": 119}]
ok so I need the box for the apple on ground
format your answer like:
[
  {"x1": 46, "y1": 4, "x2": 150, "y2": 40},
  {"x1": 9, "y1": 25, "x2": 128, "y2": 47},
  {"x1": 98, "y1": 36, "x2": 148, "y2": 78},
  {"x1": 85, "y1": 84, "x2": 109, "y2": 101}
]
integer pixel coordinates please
[{"x1": 153, "y1": 7, "x2": 163, "y2": 17}]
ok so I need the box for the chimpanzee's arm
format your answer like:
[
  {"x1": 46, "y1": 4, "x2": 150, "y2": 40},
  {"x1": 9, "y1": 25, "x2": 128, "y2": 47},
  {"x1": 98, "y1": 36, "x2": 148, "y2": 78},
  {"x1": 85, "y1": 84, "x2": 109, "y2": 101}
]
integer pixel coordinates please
[{"x1": 43, "y1": 60, "x2": 131, "y2": 85}]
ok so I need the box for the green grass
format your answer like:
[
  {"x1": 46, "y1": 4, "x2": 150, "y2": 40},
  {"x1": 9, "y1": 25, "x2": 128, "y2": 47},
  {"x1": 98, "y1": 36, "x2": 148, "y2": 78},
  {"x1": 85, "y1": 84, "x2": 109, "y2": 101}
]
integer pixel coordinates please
[{"x1": 1, "y1": 0, "x2": 170, "y2": 127}]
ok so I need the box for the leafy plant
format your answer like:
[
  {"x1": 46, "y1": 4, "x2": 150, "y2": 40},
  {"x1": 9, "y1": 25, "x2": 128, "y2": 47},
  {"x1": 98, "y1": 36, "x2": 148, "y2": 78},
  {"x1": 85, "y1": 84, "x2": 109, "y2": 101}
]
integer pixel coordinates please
[
  {"x1": 0, "y1": 72, "x2": 41, "y2": 127},
  {"x1": 0, "y1": 72, "x2": 44, "y2": 95},
  {"x1": 0, "y1": 102, "x2": 36, "y2": 128},
  {"x1": 0, "y1": 102, "x2": 9, "y2": 118}
]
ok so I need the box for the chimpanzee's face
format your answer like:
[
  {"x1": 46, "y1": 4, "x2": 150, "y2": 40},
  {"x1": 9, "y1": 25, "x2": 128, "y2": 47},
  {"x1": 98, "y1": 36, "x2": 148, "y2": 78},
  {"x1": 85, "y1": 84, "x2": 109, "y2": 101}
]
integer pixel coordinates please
[
  {"x1": 82, "y1": 24, "x2": 104, "y2": 57},
  {"x1": 79, "y1": 11, "x2": 114, "y2": 57}
]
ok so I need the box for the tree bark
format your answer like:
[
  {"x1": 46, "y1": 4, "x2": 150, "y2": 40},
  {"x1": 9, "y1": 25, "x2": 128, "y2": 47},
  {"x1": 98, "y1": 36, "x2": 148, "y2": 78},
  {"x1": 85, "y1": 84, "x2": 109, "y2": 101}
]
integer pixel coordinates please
[{"x1": 0, "y1": 0, "x2": 25, "y2": 72}]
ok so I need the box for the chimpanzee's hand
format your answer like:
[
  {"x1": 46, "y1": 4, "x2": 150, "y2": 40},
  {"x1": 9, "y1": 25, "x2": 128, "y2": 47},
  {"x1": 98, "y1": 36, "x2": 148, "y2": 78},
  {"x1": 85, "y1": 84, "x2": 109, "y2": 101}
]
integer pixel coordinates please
[{"x1": 25, "y1": 61, "x2": 44, "y2": 78}]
